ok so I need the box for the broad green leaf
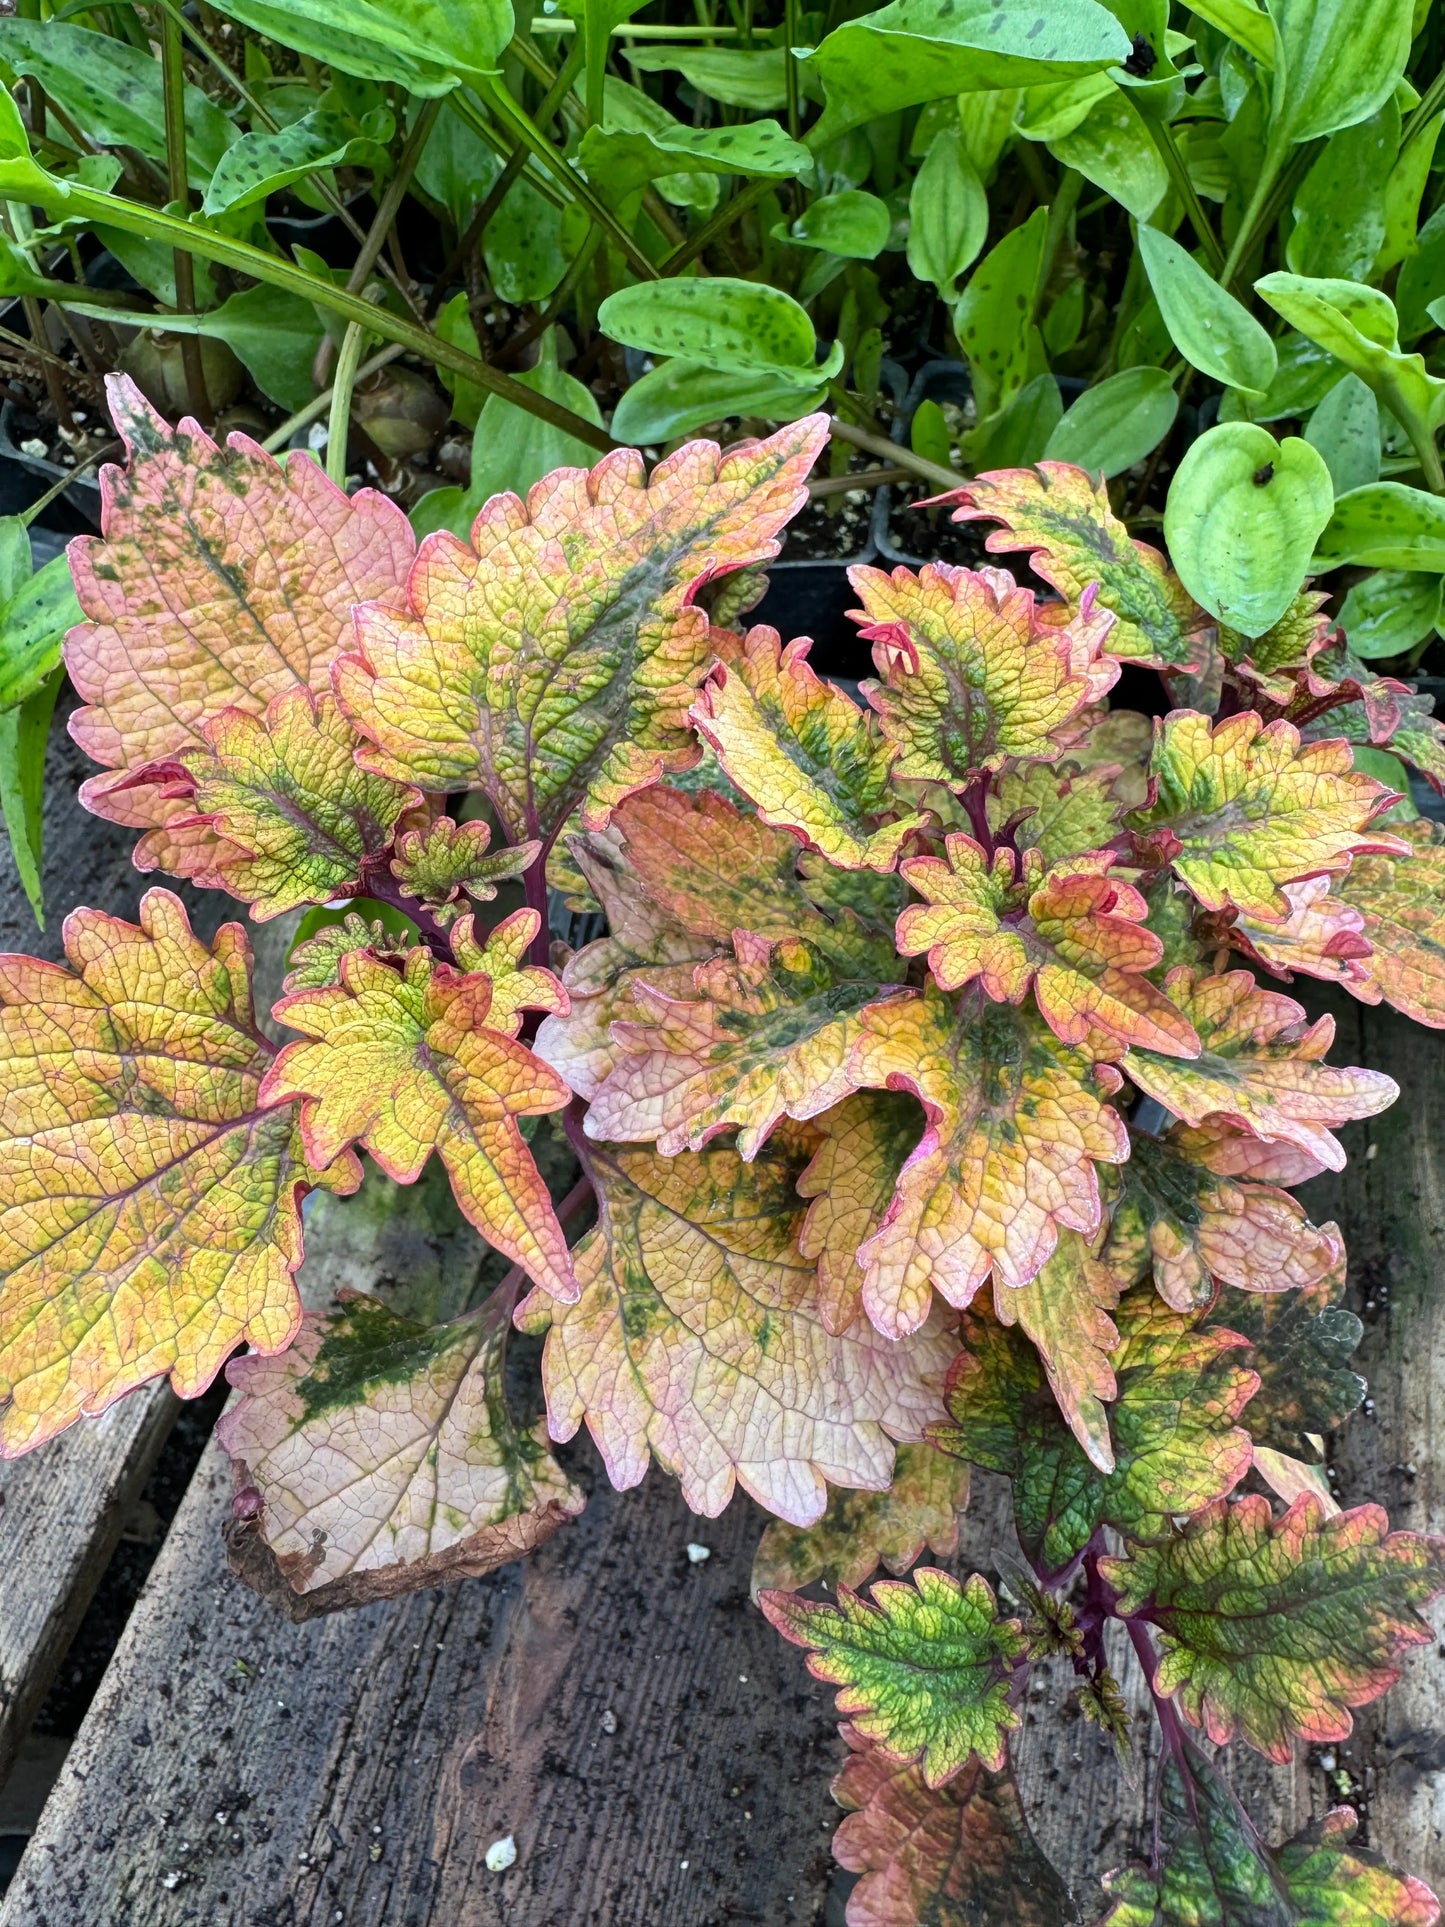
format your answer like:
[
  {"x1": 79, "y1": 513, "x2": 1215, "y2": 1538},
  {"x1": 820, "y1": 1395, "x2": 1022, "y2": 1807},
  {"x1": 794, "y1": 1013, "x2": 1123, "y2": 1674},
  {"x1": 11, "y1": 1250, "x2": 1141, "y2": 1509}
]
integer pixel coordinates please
[
  {"x1": 610, "y1": 360, "x2": 827, "y2": 444},
  {"x1": 1286, "y1": 103, "x2": 1398, "y2": 281},
  {"x1": 848, "y1": 985, "x2": 1129, "y2": 1338},
  {"x1": 896, "y1": 835, "x2": 1200, "y2": 1054},
  {"x1": 1340, "y1": 569, "x2": 1442, "y2": 658},
  {"x1": 1102, "y1": 1120, "x2": 1342, "y2": 1310},
  {"x1": 953, "y1": 207, "x2": 1048, "y2": 419},
  {"x1": 0, "y1": 20, "x2": 235, "y2": 190},
  {"x1": 802, "y1": 0, "x2": 1131, "y2": 146},
  {"x1": 689, "y1": 626, "x2": 928, "y2": 871},
  {"x1": 1162, "y1": 423, "x2": 1334, "y2": 637},
  {"x1": 907, "y1": 124, "x2": 988, "y2": 298},
  {"x1": 484, "y1": 173, "x2": 568, "y2": 306},
  {"x1": 0, "y1": 891, "x2": 353, "y2": 1456},
  {"x1": 1204, "y1": 1265, "x2": 1364, "y2": 1459},
  {"x1": 1337, "y1": 818, "x2": 1445, "y2": 1027},
  {"x1": 949, "y1": 462, "x2": 1211, "y2": 667},
  {"x1": 208, "y1": 0, "x2": 510, "y2": 92},
  {"x1": 413, "y1": 97, "x2": 500, "y2": 229},
  {"x1": 1101, "y1": 1494, "x2": 1445, "y2": 1761},
  {"x1": 1396, "y1": 201, "x2": 1445, "y2": 342},
  {"x1": 1305, "y1": 373, "x2": 1381, "y2": 497},
  {"x1": 586, "y1": 926, "x2": 903, "y2": 1158},
  {"x1": 1016, "y1": 70, "x2": 1117, "y2": 141},
  {"x1": 0, "y1": 547, "x2": 82, "y2": 710},
  {"x1": 216, "y1": 1293, "x2": 584, "y2": 1611},
  {"x1": 1138, "y1": 227, "x2": 1277, "y2": 397},
  {"x1": 851, "y1": 557, "x2": 1114, "y2": 784},
  {"x1": 623, "y1": 44, "x2": 788, "y2": 111},
  {"x1": 752, "y1": 1440, "x2": 970, "y2": 1596},
  {"x1": 933, "y1": 1293, "x2": 1255, "y2": 1573},
  {"x1": 518, "y1": 1137, "x2": 954, "y2": 1524},
  {"x1": 1187, "y1": 0, "x2": 1273, "y2": 64},
  {"x1": 966, "y1": 374, "x2": 1063, "y2": 471},
  {"x1": 66, "y1": 374, "x2": 417, "y2": 879},
  {"x1": 599, "y1": 278, "x2": 841, "y2": 386},
  {"x1": 1266, "y1": 0, "x2": 1415, "y2": 151},
  {"x1": 1048, "y1": 86, "x2": 1167, "y2": 221},
  {"x1": 0, "y1": 667, "x2": 61, "y2": 930},
  {"x1": 1121, "y1": 965, "x2": 1399, "y2": 1171},
  {"x1": 1042, "y1": 367, "x2": 1178, "y2": 477},
  {"x1": 1129, "y1": 709, "x2": 1405, "y2": 921},
  {"x1": 1314, "y1": 481, "x2": 1445, "y2": 570},
  {"x1": 130, "y1": 689, "x2": 416, "y2": 919},
  {"x1": 202, "y1": 108, "x2": 392, "y2": 217},
  {"x1": 761, "y1": 1566, "x2": 1026, "y2": 1782},
  {"x1": 787, "y1": 189, "x2": 892, "y2": 259},
  {"x1": 579, "y1": 89, "x2": 808, "y2": 209},
  {"x1": 266, "y1": 946, "x2": 575, "y2": 1302},
  {"x1": 413, "y1": 350, "x2": 604, "y2": 539},
  {"x1": 833, "y1": 1737, "x2": 1073, "y2": 1927},
  {"x1": 338, "y1": 416, "x2": 828, "y2": 839},
  {"x1": 1100, "y1": 1744, "x2": 1442, "y2": 1927},
  {"x1": 1257, "y1": 273, "x2": 1445, "y2": 452}
]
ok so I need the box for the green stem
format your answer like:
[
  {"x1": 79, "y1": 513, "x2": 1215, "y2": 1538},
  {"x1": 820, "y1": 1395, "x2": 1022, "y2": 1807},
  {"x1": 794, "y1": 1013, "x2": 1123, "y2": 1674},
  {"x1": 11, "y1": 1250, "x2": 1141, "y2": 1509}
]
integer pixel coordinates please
[
  {"x1": 159, "y1": 6, "x2": 209, "y2": 424},
  {"x1": 459, "y1": 79, "x2": 659, "y2": 280},
  {"x1": 1143, "y1": 116, "x2": 1225, "y2": 275},
  {"x1": 1403, "y1": 64, "x2": 1445, "y2": 152},
  {"x1": 784, "y1": 0, "x2": 801, "y2": 142},
  {"x1": 662, "y1": 173, "x2": 775, "y2": 274},
  {"x1": 262, "y1": 343, "x2": 405, "y2": 454},
  {"x1": 348, "y1": 100, "x2": 440, "y2": 297},
  {"x1": 325, "y1": 321, "x2": 368, "y2": 487},
  {"x1": 29, "y1": 180, "x2": 617, "y2": 452},
  {"x1": 828, "y1": 415, "x2": 963, "y2": 492},
  {"x1": 1219, "y1": 142, "x2": 1284, "y2": 293}
]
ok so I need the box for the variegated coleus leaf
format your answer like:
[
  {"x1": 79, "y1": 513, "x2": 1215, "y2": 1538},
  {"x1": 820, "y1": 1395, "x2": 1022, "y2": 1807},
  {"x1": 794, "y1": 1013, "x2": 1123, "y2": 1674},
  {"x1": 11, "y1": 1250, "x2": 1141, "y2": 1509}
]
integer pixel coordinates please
[
  {"x1": 263, "y1": 946, "x2": 576, "y2": 1303},
  {"x1": 0, "y1": 890, "x2": 353, "y2": 1456},
  {"x1": 990, "y1": 759, "x2": 1134, "y2": 867},
  {"x1": 1128, "y1": 711, "x2": 1407, "y2": 924},
  {"x1": 124, "y1": 689, "x2": 419, "y2": 918},
  {"x1": 1225, "y1": 874, "x2": 1377, "y2": 993},
  {"x1": 1098, "y1": 1743, "x2": 1441, "y2": 1927},
  {"x1": 1379, "y1": 691, "x2": 1445, "y2": 793},
  {"x1": 1204, "y1": 1255, "x2": 1365, "y2": 1461},
  {"x1": 336, "y1": 417, "x2": 828, "y2": 842},
  {"x1": 760, "y1": 1566, "x2": 1027, "y2": 1786},
  {"x1": 831, "y1": 1726, "x2": 1072, "y2": 1927},
  {"x1": 751, "y1": 1440, "x2": 970, "y2": 1599},
  {"x1": 689, "y1": 626, "x2": 929, "y2": 871},
  {"x1": 534, "y1": 827, "x2": 719, "y2": 1101},
  {"x1": 1335, "y1": 818, "x2": 1445, "y2": 1028},
  {"x1": 897, "y1": 835, "x2": 1200, "y2": 1057},
  {"x1": 1100, "y1": 1120, "x2": 1343, "y2": 1312},
  {"x1": 848, "y1": 561, "x2": 1117, "y2": 785},
  {"x1": 931, "y1": 1292, "x2": 1256, "y2": 1576},
  {"x1": 1122, "y1": 967, "x2": 1398, "y2": 1172},
  {"x1": 798, "y1": 1091, "x2": 924, "y2": 1335},
  {"x1": 283, "y1": 912, "x2": 410, "y2": 992},
  {"x1": 65, "y1": 373, "x2": 415, "y2": 877},
  {"x1": 388, "y1": 817, "x2": 541, "y2": 924},
  {"x1": 217, "y1": 1291, "x2": 583, "y2": 1616},
  {"x1": 848, "y1": 984, "x2": 1130, "y2": 1340},
  {"x1": 1101, "y1": 1495, "x2": 1445, "y2": 1764},
  {"x1": 994, "y1": 1227, "x2": 1123, "y2": 1473},
  {"x1": 944, "y1": 463, "x2": 1212, "y2": 670},
  {"x1": 449, "y1": 908, "x2": 567, "y2": 1034},
  {"x1": 1222, "y1": 587, "x2": 1332, "y2": 703},
  {"x1": 518, "y1": 1136, "x2": 953, "y2": 1526},
  {"x1": 586, "y1": 927, "x2": 906, "y2": 1159}
]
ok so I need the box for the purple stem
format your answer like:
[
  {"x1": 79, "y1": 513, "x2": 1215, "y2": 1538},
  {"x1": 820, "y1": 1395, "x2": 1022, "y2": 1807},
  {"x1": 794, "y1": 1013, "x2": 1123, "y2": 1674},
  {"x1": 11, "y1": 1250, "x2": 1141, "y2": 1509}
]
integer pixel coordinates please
[
  {"x1": 357, "y1": 861, "x2": 456, "y2": 958},
  {"x1": 962, "y1": 774, "x2": 993, "y2": 852},
  {"x1": 1127, "y1": 1615, "x2": 1188, "y2": 1768}
]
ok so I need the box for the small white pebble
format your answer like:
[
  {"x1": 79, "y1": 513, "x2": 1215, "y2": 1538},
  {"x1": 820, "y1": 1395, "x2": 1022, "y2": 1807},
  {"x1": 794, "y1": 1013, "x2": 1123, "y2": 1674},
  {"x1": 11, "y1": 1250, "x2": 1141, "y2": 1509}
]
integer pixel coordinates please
[
  {"x1": 680, "y1": 1859, "x2": 690, "y2": 1870},
  {"x1": 307, "y1": 422, "x2": 330, "y2": 451},
  {"x1": 686, "y1": 1542, "x2": 711, "y2": 1564},
  {"x1": 485, "y1": 1835, "x2": 517, "y2": 1873},
  {"x1": 161, "y1": 1871, "x2": 185, "y2": 1891},
  {"x1": 738, "y1": 1674, "x2": 748, "y2": 1683},
  {"x1": 214, "y1": 1811, "x2": 228, "y2": 1825},
  {"x1": 1320, "y1": 1751, "x2": 1337, "y2": 1771},
  {"x1": 20, "y1": 438, "x2": 48, "y2": 460},
  {"x1": 72, "y1": 408, "x2": 87, "y2": 422},
  {"x1": 601, "y1": 1708, "x2": 618, "y2": 1734},
  {"x1": 1366, "y1": 1142, "x2": 1378, "y2": 1160}
]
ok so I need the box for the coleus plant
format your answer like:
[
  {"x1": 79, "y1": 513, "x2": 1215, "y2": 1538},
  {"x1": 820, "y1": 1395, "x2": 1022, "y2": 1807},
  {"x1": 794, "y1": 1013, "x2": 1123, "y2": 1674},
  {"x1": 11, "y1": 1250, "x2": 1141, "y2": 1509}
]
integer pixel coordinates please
[{"x1": 4, "y1": 373, "x2": 1445, "y2": 1921}]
